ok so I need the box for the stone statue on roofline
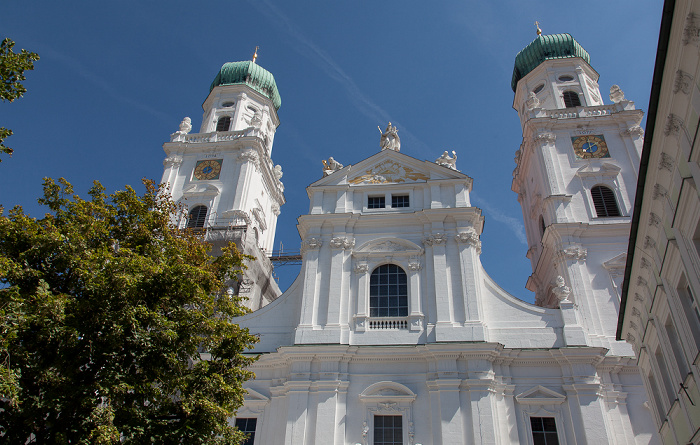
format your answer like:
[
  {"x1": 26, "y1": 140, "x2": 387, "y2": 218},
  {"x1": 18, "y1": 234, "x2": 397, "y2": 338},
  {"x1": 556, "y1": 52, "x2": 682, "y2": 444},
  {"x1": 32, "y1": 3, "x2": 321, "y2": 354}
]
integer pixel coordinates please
[
  {"x1": 379, "y1": 122, "x2": 400, "y2": 152},
  {"x1": 177, "y1": 117, "x2": 192, "y2": 134},
  {"x1": 609, "y1": 85, "x2": 625, "y2": 103},
  {"x1": 435, "y1": 150, "x2": 458, "y2": 170},
  {"x1": 322, "y1": 157, "x2": 343, "y2": 176}
]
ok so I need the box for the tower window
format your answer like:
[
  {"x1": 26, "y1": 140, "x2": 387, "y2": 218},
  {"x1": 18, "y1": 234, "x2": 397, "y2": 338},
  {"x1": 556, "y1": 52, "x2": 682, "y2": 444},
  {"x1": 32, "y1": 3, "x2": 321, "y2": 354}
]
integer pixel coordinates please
[
  {"x1": 391, "y1": 194, "x2": 409, "y2": 208},
  {"x1": 187, "y1": 205, "x2": 208, "y2": 229},
  {"x1": 591, "y1": 186, "x2": 621, "y2": 217},
  {"x1": 374, "y1": 415, "x2": 403, "y2": 445},
  {"x1": 216, "y1": 116, "x2": 231, "y2": 132},
  {"x1": 533, "y1": 84, "x2": 545, "y2": 94},
  {"x1": 530, "y1": 417, "x2": 559, "y2": 445},
  {"x1": 370, "y1": 265, "x2": 408, "y2": 317},
  {"x1": 562, "y1": 90, "x2": 581, "y2": 108},
  {"x1": 234, "y1": 418, "x2": 257, "y2": 445},
  {"x1": 558, "y1": 75, "x2": 574, "y2": 82},
  {"x1": 368, "y1": 196, "x2": 385, "y2": 209}
]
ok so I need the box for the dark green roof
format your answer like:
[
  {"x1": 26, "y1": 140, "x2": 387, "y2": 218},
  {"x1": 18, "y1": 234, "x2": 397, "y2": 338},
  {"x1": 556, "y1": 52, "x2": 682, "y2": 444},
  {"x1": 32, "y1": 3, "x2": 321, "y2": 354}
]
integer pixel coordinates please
[
  {"x1": 511, "y1": 33, "x2": 590, "y2": 92},
  {"x1": 210, "y1": 61, "x2": 281, "y2": 110}
]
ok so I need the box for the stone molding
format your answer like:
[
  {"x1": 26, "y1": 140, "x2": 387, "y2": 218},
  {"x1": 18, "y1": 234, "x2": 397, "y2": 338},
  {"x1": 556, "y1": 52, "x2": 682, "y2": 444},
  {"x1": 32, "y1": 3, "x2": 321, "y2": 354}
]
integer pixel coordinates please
[
  {"x1": 683, "y1": 13, "x2": 700, "y2": 46},
  {"x1": 330, "y1": 236, "x2": 355, "y2": 250},
  {"x1": 455, "y1": 228, "x2": 482, "y2": 254},
  {"x1": 163, "y1": 156, "x2": 183, "y2": 168},
  {"x1": 674, "y1": 69, "x2": 694, "y2": 94},
  {"x1": 301, "y1": 237, "x2": 322, "y2": 253},
  {"x1": 556, "y1": 246, "x2": 587, "y2": 261},
  {"x1": 664, "y1": 114, "x2": 683, "y2": 137},
  {"x1": 238, "y1": 149, "x2": 259, "y2": 165},
  {"x1": 534, "y1": 132, "x2": 556, "y2": 144},
  {"x1": 423, "y1": 232, "x2": 447, "y2": 246},
  {"x1": 622, "y1": 125, "x2": 644, "y2": 138}
]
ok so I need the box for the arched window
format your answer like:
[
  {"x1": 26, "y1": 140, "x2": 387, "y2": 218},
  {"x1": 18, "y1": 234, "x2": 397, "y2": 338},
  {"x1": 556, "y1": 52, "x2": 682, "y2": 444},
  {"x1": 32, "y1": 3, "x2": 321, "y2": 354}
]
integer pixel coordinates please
[
  {"x1": 370, "y1": 264, "x2": 408, "y2": 317},
  {"x1": 562, "y1": 91, "x2": 581, "y2": 108},
  {"x1": 187, "y1": 205, "x2": 208, "y2": 228},
  {"x1": 591, "y1": 186, "x2": 621, "y2": 217},
  {"x1": 216, "y1": 116, "x2": 231, "y2": 132}
]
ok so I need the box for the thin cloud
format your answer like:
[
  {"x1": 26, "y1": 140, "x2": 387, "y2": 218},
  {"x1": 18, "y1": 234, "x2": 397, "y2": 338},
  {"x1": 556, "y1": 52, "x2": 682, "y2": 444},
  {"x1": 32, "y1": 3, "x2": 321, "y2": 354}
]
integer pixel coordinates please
[
  {"x1": 471, "y1": 191, "x2": 527, "y2": 245},
  {"x1": 248, "y1": 0, "x2": 429, "y2": 153},
  {"x1": 39, "y1": 46, "x2": 172, "y2": 124}
]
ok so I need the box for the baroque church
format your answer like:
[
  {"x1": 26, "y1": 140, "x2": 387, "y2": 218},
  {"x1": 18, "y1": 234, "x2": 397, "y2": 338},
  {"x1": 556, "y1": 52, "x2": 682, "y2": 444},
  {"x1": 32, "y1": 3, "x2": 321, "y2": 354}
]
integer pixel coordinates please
[{"x1": 160, "y1": 33, "x2": 660, "y2": 444}]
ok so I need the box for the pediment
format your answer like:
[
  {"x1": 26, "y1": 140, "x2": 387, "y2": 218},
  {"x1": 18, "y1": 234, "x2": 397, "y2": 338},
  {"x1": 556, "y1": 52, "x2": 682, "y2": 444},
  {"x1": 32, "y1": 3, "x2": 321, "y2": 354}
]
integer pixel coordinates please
[
  {"x1": 310, "y1": 150, "x2": 470, "y2": 187},
  {"x1": 515, "y1": 386, "x2": 566, "y2": 405},
  {"x1": 243, "y1": 387, "x2": 269, "y2": 402},
  {"x1": 355, "y1": 237, "x2": 423, "y2": 254},
  {"x1": 182, "y1": 183, "x2": 220, "y2": 197},
  {"x1": 359, "y1": 381, "x2": 416, "y2": 402},
  {"x1": 575, "y1": 161, "x2": 621, "y2": 178},
  {"x1": 603, "y1": 252, "x2": 627, "y2": 271}
]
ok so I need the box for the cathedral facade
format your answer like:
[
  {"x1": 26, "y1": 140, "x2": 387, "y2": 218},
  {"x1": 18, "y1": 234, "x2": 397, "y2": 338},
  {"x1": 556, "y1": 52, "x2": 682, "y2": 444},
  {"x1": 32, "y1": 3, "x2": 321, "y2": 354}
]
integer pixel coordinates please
[{"x1": 162, "y1": 33, "x2": 659, "y2": 444}]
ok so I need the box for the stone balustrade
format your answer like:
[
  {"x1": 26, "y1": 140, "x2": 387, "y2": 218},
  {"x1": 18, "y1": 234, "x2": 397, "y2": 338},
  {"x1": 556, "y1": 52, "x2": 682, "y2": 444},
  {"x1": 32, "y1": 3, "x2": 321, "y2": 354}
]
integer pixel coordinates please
[{"x1": 368, "y1": 317, "x2": 409, "y2": 330}]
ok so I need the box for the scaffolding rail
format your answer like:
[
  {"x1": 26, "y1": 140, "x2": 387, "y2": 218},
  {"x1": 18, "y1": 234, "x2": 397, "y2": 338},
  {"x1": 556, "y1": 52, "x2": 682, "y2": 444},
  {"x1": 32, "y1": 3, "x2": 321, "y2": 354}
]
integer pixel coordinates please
[{"x1": 269, "y1": 250, "x2": 302, "y2": 266}]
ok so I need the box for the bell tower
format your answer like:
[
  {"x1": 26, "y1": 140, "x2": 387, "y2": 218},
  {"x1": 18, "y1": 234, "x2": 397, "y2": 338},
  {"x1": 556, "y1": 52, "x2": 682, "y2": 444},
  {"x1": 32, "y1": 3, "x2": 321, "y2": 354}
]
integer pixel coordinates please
[
  {"x1": 511, "y1": 32, "x2": 644, "y2": 354},
  {"x1": 160, "y1": 57, "x2": 285, "y2": 310}
]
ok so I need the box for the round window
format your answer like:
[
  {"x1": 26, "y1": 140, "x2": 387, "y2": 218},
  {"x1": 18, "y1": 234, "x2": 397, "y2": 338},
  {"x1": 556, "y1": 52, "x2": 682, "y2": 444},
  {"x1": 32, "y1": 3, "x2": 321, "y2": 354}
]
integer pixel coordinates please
[
  {"x1": 558, "y1": 75, "x2": 574, "y2": 82},
  {"x1": 222, "y1": 102, "x2": 235, "y2": 107},
  {"x1": 533, "y1": 84, "x2": 545, "y2": 94}
]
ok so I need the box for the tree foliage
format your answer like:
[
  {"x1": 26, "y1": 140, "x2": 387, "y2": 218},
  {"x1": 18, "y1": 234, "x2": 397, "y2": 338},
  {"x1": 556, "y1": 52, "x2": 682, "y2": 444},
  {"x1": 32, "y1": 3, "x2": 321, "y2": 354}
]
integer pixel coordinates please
[
  {"x1": 0, "y1": 178, "x2": 258, "y2": 444},
  {"x1": 0, "y1": 37, "x2": 39, "y2": 160}
]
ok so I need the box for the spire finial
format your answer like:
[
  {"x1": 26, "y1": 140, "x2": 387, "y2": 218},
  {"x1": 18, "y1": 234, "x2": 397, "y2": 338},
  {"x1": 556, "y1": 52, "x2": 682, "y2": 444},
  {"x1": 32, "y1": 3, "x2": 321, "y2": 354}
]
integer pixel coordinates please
[
  {"x1": 252, "y1": 46, "x2": 259, "y2": 64},
  {"x1": 535, "y1": 21, "x2": 542, "y2": 36}
]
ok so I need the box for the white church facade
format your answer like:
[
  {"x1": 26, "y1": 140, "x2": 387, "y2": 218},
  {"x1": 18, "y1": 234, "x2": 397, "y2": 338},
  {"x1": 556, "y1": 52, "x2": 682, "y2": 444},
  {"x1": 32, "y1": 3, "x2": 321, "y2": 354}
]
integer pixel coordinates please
[{"x1": 161, "y1": 33, "x2": 660, "y2": 444}]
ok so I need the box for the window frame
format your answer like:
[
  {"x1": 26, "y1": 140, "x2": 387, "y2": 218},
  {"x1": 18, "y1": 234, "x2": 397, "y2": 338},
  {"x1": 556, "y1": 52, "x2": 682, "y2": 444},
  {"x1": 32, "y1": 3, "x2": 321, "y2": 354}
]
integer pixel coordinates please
[
  {"x1": 234, "y1": 417, "x2": 258, "y2": 445},
  {"x1": 373, "y1": 414, "x2": 403, "y2": 445},
  {"x1": 369, "y1": 264, "x2": 409, "y2": 318},
  {"x1": 562, "y1": 90, "x2": 582, "y2": 108},
  {"x1": 359, "y1": 381, "x2": 416, "y2": 445},
  {"x1": 529, "y1": 416, "x2": 560, "y2": 445},
  {"x1": 187, "y1": 205, "x2": 208, "y2": 229},
  {"x1": 391, "y1": 194, "x2": 410, "y2": 208},
  {"x1": 368, "y1": 195, "x2": 386, "y2": 209},
  {"x1": 516, "y1": 386, "x2": 567, "y2": 445},
  {"x1": 363, "y1": 190, "x2": 414, "y2": 213},
  {"x1": 216, "y1": 115, "x2": 232, "y2": 132},
  {"x1": 590, "y1": 185, "x2": 622, "y2": 218}
]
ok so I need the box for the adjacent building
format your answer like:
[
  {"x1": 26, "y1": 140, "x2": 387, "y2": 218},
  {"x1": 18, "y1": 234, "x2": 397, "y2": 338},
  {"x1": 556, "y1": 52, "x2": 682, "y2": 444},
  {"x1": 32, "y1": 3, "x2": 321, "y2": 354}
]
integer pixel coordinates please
[{"x1": 618, "y1": 0, "x2": 700, "y2": 443}]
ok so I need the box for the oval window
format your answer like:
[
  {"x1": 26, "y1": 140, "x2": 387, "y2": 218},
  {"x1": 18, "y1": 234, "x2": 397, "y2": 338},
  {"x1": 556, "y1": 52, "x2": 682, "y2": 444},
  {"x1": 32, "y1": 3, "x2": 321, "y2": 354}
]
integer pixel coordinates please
[
  {"x1": 558, "y1": 75, "x2": 574, "y2": 82},
  {"x1": 222, "y1": 102, "x2": 234, "y2": 107},
  {"x1": 533, "y1": 84, "x2": 545, "y2": 94}
]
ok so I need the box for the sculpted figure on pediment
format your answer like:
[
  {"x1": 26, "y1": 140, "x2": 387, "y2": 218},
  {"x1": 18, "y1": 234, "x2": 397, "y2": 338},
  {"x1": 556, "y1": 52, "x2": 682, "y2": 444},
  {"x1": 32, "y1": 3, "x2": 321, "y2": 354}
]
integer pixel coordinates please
[
  {"x1": 379, "y1": 122, "x2": 401, "y2": 152},
  {"x1": 322, "y1": 157, "x2": 343, "y2": 176},
  {"x1": 435, "y1": 150, "x2": 458, "y2": 170}
]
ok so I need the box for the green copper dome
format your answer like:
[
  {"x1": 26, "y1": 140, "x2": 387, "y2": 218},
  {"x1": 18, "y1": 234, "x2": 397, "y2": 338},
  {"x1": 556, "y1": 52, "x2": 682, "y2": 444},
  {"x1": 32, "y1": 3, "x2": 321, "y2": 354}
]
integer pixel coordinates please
[
  {"x1": 210, "y1": 61, "x2": 281, "y2": 110},
  {"x1": 511, "y1": 33, "x2": 590, "y2": 92}
]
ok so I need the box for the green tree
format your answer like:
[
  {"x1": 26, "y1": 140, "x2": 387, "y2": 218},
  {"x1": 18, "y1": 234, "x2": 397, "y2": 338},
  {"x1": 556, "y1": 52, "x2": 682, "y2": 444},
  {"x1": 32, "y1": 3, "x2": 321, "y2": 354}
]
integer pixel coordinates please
[
  {"x1": 0, "y1": 178, "x2": 258, "y2": 444},
  {"x1": 0, "y1": 37, "x2": 39, "y2": 160}
]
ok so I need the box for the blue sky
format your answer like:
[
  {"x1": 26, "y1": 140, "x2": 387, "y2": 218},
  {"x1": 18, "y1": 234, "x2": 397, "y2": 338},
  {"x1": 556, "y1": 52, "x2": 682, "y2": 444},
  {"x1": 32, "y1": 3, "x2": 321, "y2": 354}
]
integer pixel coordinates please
[{"x1": 1, "y1": 1, "x2": 663, "y2": 302}]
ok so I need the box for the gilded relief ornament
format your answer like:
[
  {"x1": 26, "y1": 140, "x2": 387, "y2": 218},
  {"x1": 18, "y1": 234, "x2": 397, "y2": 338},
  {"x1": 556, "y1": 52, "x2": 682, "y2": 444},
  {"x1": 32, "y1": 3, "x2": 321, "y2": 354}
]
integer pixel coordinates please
[{"x1": 349, "y1": 160, "x2": 428, "y2": 184}]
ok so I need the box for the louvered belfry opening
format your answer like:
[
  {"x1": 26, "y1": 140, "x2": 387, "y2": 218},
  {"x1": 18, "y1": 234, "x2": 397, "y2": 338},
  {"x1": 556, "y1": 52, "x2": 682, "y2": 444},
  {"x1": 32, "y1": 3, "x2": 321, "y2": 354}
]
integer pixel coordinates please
[
  {"x1": 591, "y1": 186, "x2": 621, "y2": 217},
  {"x1": 187, "y1": 205, "x2": 208, "y2": 228},
  {"x1": 562, "y1": 90, "x2": 581, "y2": 108},
  {"x1": 216, "y1": 116, "x2": 231, "y2": 132}
]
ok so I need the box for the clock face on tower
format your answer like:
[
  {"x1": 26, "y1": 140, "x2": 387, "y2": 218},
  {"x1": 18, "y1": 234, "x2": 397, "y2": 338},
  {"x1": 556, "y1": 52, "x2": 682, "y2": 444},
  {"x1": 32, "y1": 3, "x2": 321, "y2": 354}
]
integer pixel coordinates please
[
  {"x1": 193, "y1": 159, "x2": 223, "y2": 180},
  {"x1": 571, "y1": 135, "x2": 610, "y2": 159}
]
